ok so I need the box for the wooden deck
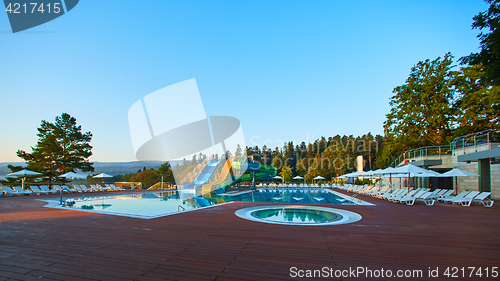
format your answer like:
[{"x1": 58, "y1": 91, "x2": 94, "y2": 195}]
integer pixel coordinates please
[{"x1": 0, "y1": 190, "x2": 499, "y2": 280}]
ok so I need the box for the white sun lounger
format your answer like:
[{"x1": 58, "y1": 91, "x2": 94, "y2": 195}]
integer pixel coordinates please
[
  {"x1": 29, "y1": 186, "x2": 49, "y2": 195},
  {"x1": 413, "y1": 191, "x2": 436, "y2": 206},
  {"x1": 39, "y1": 185, "x2": 58, "y2": 194},
  {"x1": 395, "y1": 189, "x2": 427, "y2": 204},
  {"x1": 79, "y1": 185, "x2": 94, "y2": 192},
  {"x1": 456, "y1": 191, "x2": 480, "y2": 206},
  {"x1": 470, "y1": 192, "x2": 494, "y2": 207},
  {"x1": 1, "y1": 186, "x2": 24, "y2": 196},
  {"x1": 442, "y1": 190, "x2": 471, "y2": 203},
  {"x1": 12, "y1": 186, "x2": 33, "y2": 195}
]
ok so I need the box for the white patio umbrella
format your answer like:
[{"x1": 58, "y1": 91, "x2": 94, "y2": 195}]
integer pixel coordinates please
[
  {"x1": 93, "y1": 173, "x2": 113, "y2": 186},
  {"x1": 59, "y1": 172, "x2": 86, "y2": 179},
  {"x1": 391, "y1": 164, "x2": 433, "y2": 191},
  {"x1": 6, "y1": 169, "x2": 42, "y2": 190},
  {"x1": 313, "y1": 176, "x2": 325, "y2": 180},
  {"x1": 273, "y1": 175, "x2": 283, "y2": 183},
  {"x1": 438, "y1": 168, "x2": 479, "y2": 194},
  {"x1": 292, "y1": 176, "x2": 304, "y2": 180},
  {"x1": 59, "y1": 172, "x2": 86, "y2": 187}
]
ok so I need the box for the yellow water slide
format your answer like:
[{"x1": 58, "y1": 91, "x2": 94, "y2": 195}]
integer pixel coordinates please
[{"x1": 201, "y1": 158, "x2": 232, "y2": 194}]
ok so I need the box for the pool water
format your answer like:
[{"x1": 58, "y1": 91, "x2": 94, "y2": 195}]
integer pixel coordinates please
[
  {"x1": 42, "y1": 188, "x2": 365, "y2": 219},
  {"x1": 235, "y1": 205, "x2": 363, "y2": 226},
  {"x1": 252, "y1": 208, "x2": 343, "y2": 224},
  {"x1": 219, "y1": 189, "x2": 354, "y2": 205}
]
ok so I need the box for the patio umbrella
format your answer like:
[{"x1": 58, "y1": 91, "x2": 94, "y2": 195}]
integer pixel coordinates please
[
  {"x1": 6, "y1": 169, "x2": 42, "y2": 190},
  {"x1": 59, "y1": 172, "x2": 86, "y2": 180},
  {"x1": 391, "y1": 164, "x2": 432, "y2": 191},
  {"x1": 438, "y1": 168, "x2": 479, "y2": 194},
  {"x1": 59, "y1": 172, "x2": 86, "y2": 188},
  {"x1": 313, "y1": 176, "x2": 325, "y2": 180},
  {"x1": 93, "y1": 173, "x2": 113, "y2": 186},
  {"x1": 273, "y1": 175, "x2": 283, "y2": 183},
  {"x1": 292, "y1": 175, "x2": 304, "y2": 185}
]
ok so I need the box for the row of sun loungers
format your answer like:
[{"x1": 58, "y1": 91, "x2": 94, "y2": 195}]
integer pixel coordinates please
[
  {"x1": 258, "y1": 183, "x2": 331, "y2": 188},
  {"x1": 0, "y1": 184, "x2": 125, "y2": 196},
  {"x1": 334, "y1": 184, "x2": 494, "y2": 207}
]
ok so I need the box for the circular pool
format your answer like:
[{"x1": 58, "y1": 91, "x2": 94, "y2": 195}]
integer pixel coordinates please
[{"x1": 235, "y1": 205, "x2": 362, "y2": 226}]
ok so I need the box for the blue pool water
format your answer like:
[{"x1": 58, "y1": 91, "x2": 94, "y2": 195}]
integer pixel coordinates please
[{"x1": 42, "y1": 188, "x2": 366, "y2": 219}]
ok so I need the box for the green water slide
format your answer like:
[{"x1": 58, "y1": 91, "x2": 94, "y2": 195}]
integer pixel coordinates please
[{"x1": 220, "y1": 161, "x2": 277, "y2": 189}]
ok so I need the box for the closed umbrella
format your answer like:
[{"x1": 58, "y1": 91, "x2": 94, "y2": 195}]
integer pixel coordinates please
[{"x1": 6, "y1": 169, "x2": 42, "y2": 190}]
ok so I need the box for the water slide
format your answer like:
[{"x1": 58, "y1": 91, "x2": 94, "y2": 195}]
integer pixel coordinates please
[
  {"x1": 185, "y1": 157, "x2": 277, "y2": 197},
  {"x1": 220, "y1": 160, "x2": 277, "y2": 189},
  {"x1": 181, "y1": 157, "x2": 224, "y2": 192},
  {"x1": 201, "y1": 158, "x2": 233, "y2": 194}
]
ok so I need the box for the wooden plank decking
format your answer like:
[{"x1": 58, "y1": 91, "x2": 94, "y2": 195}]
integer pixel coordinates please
[{"x1": 0, "y1": 190, "x2": 499, "y2": 280}]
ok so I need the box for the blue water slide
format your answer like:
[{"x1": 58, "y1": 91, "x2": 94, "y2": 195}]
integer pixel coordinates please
[{"x1": 181, "y1": 157, "x2": 224, "y2": 192}]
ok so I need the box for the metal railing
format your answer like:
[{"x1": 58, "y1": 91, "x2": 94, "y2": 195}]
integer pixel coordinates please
[
  {"x1": 390, "y1": 145, "x2": 452, "y2": 167},
  {"x1": 389, "y1": 129, "x2": 499, "y2": 167},
  {"x1": 451, "y1": 129, "x2": 500, "y2": 155}
]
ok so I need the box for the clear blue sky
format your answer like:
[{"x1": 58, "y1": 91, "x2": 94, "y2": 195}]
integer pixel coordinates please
[{"x1": 0, "y1": 0, "x2": 489, "y2": 162}]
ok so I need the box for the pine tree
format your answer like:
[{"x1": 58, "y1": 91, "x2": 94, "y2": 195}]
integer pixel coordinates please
[{"x1": 17, "y1": 113, "x2": 93, "y2": 183}]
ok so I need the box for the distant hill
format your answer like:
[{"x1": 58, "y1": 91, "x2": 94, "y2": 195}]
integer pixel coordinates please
[{"x1": 0, "y1": 160, "x2": 184, "y2": 176}]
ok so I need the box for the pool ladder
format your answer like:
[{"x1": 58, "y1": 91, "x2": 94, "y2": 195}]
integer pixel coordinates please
[
  {"x1": 178, "y1": 205, "x2": 185, "y2": 212},
  {"x1": 350, "y1": 194, "x2": 361, "y2": 204}
]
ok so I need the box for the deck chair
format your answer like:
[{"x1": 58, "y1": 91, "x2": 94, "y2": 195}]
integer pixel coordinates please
[
  {"x1": 1, "y1": 186, "x2": 24, "y2": 196},
  {"x1": 79, "y1": 185, "x2": 94, "y2": 192},
  {"x1": 456, "y1": 191, "x2": 480, "y2": 206},
  {"x1": 395, "y1": 189, "x2": 427, "y2": 204},
  {"x1": 39, "y1": 185, "x2": 58, "y2": 194},
  {"x1": 29, "y1": 186, "x2": 48, "y2": 195},
  {"x1": 471, "y1": 192, "x2": 494, "y2": 207},
  {"x1": 414, "y1": 192, "x2": 436, "y2": 206},
  {"x1": 443, "y1": 190, "x2": 471, "y2": 203},
  {"x1": 12, "y1": 186, "x2": 33, "y2": 195},
  {"x1": 109, "y1": 184, "x2": 124, "y2": 191}
]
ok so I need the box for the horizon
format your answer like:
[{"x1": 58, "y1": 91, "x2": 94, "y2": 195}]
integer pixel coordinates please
[{"x1": 0, "y1": 0, "x2": 489, "y2": 162}]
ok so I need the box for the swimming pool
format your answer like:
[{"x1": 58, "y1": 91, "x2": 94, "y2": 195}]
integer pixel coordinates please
[
  {"x1": 41, "y1": 188, "x2": 371, "y2": 219},
  {"x1": 235, "y1": 205, "x2": 363, "y2": 226}
]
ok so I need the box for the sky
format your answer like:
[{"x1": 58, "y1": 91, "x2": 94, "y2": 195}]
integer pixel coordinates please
[{"x1": 0, "y1": 0, "x2": 490, "y2": 163}]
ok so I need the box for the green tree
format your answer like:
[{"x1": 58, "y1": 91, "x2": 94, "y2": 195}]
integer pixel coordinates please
[
  {"x1": 280, "y1": 166, "x2": 293, "y2": 183},
  {"x1": 158, "y1": 162, "x2": 175, "y2": 183},
  {"x1": 382, "y1": 53, "x2": 458, "y2": 165},
  {"x1": 17, "y1": 113, "x2": 94, "y2": 184},
  {"x1": 460, "y1": 0, "x2": 500, "y2": 86},
  {"x1": 453, "y1": 64, "x2": 500, "y2": 135}
]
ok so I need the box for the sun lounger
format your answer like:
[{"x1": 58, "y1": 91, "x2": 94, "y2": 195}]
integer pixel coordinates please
[
  {"x1": 395, "y1": 189, "x2": 427, "y2": 204},
  {"x1": 414, "y1": 191, "x2": 436, "y2": 206},
  {"x1": 390, "y1": 189, "x2": 419, "y2": 202},
  {"x1": 436, "y1": 189, "x2": 454, "y2": 199},
  {"x1": 79, "y1": 185, "x2": 94, "y2": 192},
  {"x1": 39, "y1": 185, "x2": 58, "y2": 194},
  {"x1": 455, "y1": 191, "x2": 480, "y2": 206},
  {"x1": 1, "y1": 186, "x2": 24, "y2": 196},
  {"x1": 470, "y1": 192, "x2": 494, "y2": 207},
  {"x1": 442, "y1": 190, "x2": 470, "y2": 203},
  {"x1": 30, "y1": 185, "x2": 49, "y2": 195},
  {"x1": 12, "y1": 186, "x2": 33, "y2": 195},
  {"x1": 110, "y1": 184, "x2": 125, "y2": 191},
  {"x1": 63, "y1": 185, "x2": 78, "y2": 192}
]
